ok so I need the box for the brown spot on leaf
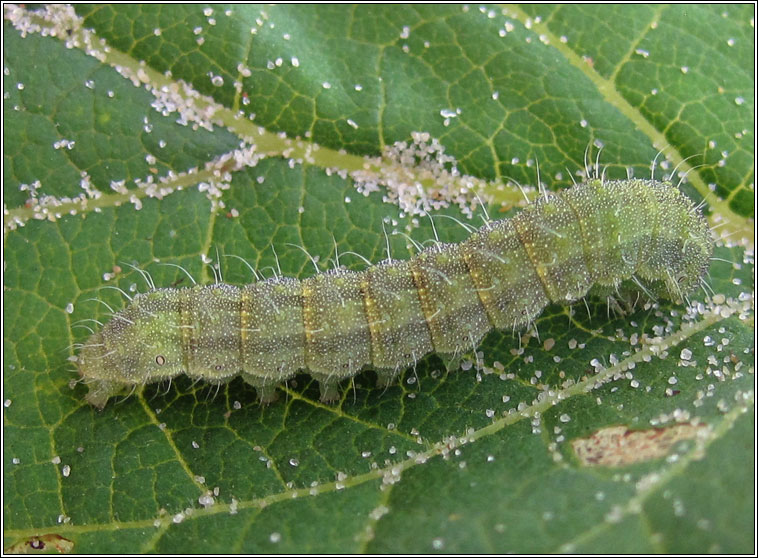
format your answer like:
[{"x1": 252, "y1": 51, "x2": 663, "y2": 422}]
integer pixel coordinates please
[
  {"x1": 572, "y1": 423, "x2": 709, "y2": 467},
  {"x1": 4, "y1": 534, "x2": 74, "y2": 554}
]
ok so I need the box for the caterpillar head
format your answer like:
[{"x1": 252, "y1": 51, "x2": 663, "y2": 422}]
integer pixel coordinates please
[
  {"x1": 77, "y1": 290, "x2": 184, "y2": 409},
  {"x1": 662, "y1": 221, "x2": 714, "y2": 300},
  {"x1": 637, "y1": 183, "x2": 714, "y2": 302}
]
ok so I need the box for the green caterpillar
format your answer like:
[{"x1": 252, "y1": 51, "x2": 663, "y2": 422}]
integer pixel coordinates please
[{"x1": 76, "y1": 178, "x2": 713, "y2": 408}]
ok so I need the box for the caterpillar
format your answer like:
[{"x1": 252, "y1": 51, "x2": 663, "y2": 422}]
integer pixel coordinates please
[{"x1": 76, "y1": 178, "x2": 714, "y2": 409}]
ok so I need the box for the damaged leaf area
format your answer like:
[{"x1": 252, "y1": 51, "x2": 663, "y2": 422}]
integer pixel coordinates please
[
  {"x1": 3, "y1": 4, "x2": 754, "y2": 555},
  {"x1": 4, "y1": 534, "x2": 74, "y2": 554},
  {"x1": 572, "y1": 424, "x2": 710, "y2": 467}
]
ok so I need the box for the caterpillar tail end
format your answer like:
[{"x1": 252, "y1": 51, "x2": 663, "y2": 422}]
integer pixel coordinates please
[
  {"x1": 84, "y1": 379, "x2": 127, "y2": 410},
  {"x1": 77, "y1": 351, "x2": 130, "y2": 409}
]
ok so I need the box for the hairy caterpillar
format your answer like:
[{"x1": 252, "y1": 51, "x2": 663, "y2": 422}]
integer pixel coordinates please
[{"x1": 76, "y1": 178, "x2": 713, "y2": 408}]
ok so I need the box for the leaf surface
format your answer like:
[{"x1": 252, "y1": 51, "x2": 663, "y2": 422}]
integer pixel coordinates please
[{"x1": 3, "y1": 4, "x2": 754, "y2": 554}]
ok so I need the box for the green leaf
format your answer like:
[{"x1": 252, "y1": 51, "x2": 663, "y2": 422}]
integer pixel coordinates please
[{"x1": 3, "y1": 4, "x2": 754, "y2": 554}]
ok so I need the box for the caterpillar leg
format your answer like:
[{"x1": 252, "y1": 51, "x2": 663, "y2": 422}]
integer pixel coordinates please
[
  {"x1": 588, "y1": 282, "x2": 644, "y2": 315},
  {"x1": 240, "y1": 374, "x2": 279, "y2": 404},
  {"x1": 256, "y1": 384, "x2": 279, "y2": 405},
  {"x1": 375, "y1": 368, "x2": 400, "y2": 388},
  {"x1": 317, "y1": 378, "x2": 340, "y2": 403},
  {"x1": 438, "y1": 353, "x2": 463, "y2": 374},
  {"x1": 306, "y1": 372, "x2": 341, "y2": 403}
]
